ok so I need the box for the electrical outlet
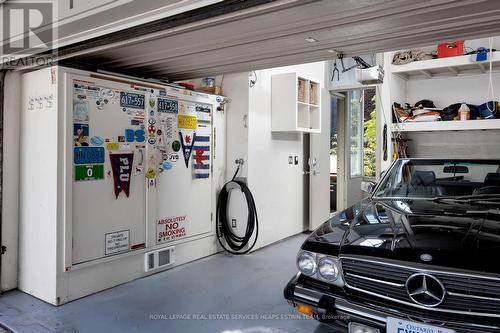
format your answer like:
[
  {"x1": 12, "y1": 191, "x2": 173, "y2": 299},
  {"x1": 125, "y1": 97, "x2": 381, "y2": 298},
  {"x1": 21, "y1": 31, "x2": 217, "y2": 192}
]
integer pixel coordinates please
[
  {"x1": 288, "y1": 156, "x2": 293, "y2": 165},
  {"x1": 231, "y1": 219, "x2": 237, "y2": 228}
]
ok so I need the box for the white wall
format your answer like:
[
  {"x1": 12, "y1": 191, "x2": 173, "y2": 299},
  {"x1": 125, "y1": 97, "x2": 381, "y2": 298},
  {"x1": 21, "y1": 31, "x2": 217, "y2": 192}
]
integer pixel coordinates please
[
  {"x1": 408, "y1": 131, "x2": 500, "y2": 160},
  {"x1": 246, "y1": 62, "x2": 325, "y2": 249},
  {"x1": 406, "y1": 73, "x2": 500, "y2": 107},
  {"x1": 19, "y1": 68, "x2": 59, "y2": 303},
  {"x1": 1, "y1": 71, "x2": 22, "y2": 291},
  {"x1": 191, "y1": 63, "x2": 327, "y2": 249},
  {"x1": 223, "y1": 73, "x2": 251, "y2": 237}
]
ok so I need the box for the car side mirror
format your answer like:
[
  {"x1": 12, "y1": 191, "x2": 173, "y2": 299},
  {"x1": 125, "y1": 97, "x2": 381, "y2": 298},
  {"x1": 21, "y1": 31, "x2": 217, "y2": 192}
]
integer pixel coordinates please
[{"x1": 361, "y1": 181, "x2": 377, "y2": 194}]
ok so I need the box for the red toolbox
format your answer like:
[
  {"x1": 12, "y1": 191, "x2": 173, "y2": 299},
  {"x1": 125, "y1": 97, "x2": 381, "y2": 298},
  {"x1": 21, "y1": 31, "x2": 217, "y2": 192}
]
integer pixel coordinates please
[{"x1": 437, "y1": 41, "x2": 464, "y2": 58}]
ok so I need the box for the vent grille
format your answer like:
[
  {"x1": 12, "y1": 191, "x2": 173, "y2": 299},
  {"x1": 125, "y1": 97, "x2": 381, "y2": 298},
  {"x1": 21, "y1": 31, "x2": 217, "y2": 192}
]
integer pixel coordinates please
[
  {"x1": 144, "y1": 247, "x2": 175, "y2": 272},
  {"x1": 158, "y1": 249, "x2": 172, "y2": 266},
  {"x1": 147, "y1": 253, "x2": 155, "y2": 270}
]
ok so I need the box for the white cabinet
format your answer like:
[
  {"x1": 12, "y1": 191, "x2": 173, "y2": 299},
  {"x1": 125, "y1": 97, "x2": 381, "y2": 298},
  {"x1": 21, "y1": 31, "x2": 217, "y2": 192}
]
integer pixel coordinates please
[{"x1": 271, "y1": 73, "x2": 321, "y2": 132}]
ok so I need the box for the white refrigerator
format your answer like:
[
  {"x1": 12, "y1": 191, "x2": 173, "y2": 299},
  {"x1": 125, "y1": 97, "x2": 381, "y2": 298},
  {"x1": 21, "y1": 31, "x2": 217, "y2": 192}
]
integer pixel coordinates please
[{"x1": 19, "y1": 67, "x2": 226, "y2": 304}]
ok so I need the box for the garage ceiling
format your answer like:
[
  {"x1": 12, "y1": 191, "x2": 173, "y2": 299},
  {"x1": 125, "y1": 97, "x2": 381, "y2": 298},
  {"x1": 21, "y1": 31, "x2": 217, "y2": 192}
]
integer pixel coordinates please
[{"x1": 61, "y1": 0, "x2": 500, "y2": 80}]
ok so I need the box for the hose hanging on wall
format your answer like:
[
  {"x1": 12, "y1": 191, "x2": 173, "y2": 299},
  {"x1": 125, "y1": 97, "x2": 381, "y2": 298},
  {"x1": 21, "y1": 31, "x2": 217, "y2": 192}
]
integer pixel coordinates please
[{"x1": 216, "y1": 159, "x2": 258, "y2": 255}]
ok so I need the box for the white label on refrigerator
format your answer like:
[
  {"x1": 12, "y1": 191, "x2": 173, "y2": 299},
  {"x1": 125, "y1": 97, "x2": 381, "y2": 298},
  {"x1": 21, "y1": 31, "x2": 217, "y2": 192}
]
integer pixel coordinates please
[{"x1": 105, "y1": 230, "x2": 130, "y2": 255}]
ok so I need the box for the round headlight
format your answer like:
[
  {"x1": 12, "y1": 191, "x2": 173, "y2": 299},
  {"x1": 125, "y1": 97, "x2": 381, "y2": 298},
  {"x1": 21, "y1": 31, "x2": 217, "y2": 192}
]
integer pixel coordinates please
[
  {"x1": 318, "y1": 257, "x2": 340, "y2": 281},
  {"x1": 297, "y1": 251, "x2": 316, "y2": 276}
]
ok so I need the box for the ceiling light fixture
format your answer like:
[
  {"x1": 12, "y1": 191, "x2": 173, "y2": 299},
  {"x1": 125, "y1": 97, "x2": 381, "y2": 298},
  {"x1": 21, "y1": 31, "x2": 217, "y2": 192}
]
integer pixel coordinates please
[{"x1": 305, "y1": 37, "x2": 319, "y2": 43}]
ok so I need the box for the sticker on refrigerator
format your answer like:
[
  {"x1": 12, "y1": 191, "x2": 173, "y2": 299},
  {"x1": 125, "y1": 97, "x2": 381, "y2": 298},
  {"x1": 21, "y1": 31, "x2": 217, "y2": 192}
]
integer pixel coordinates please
[
  {"x1": 110, "y1": 153, "x2": 134, "y2": 199},
  {"x1": 180, "y1": 132, "x2": 196, "y2": 167},
  {"x1": 105, "y1": 230, "x2": 130, "y2": 255},
  {"x1": 135, "y1": 129, "x2": 146, "y2": 142},
  {"x1": 178, "y1": 115, "x2": 197, "y2": 129},
  {"x1": 145, "y1": 167, "x2": 156, "y2": 179},
  {"x1": 74, "y1": 98, "x2": 89, "y2": 122},
  {"x1": 100, "y1": 88, "x2": 115, "y2": 99},
  {"x1": 172, "y1": 140, "x2": 181, "y2": 152},
  {"x1": 131, "y1": 119, "x2": 142, "y2": 126},
  {"x1": 74, "y1": 123, "x2": 89, "y2": 146},
  {"x1": 106, "y1": 142, "x2": 120, "y2": 151},
  {"x1": 158, "y1": 97, "x2": 178, "y2": 114},
  {"x1": 192, "y1": 135, "x2": 210, "y2": 179},
  {"x1": 74, "y1": 147, "x2": 105, "y2": 164},
  {"x1": 157, "y1": 216, "x2": 187, "y2": 244},
  {"x1": 169, "y1": 153, "x2": 179, "y2": 163},
  {"x1": 90, "y1": 136, "x2": 104, "y2": 146},
  {"x1": 162, "y1": 151, "x2": 169, "y2": 161},
  {"x1": 162, "y1": 161, "x2": 173, "y2": 171},
  {"x1": 134, "y1": 165, "x2": 144, "y2": 176},
  {"x1": 75, "y1": 164, "x2": 104, "y2": 181},
  {"x1": 120, "y1": 92, "x2": 145, "y2": 110},
  {"x1": 124, "y1": 128, "x2": 145, "y2": 143}
]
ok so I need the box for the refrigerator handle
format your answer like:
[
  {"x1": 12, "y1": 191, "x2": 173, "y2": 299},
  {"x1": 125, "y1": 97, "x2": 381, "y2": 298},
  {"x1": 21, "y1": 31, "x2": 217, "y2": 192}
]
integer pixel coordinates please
[{"x1": 138, "y1": 149, "x2": 144, "y2": 166}]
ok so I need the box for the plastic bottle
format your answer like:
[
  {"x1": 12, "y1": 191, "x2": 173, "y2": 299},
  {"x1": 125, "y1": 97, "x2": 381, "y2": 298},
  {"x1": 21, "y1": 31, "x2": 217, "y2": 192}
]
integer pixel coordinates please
[{"x1": 458, "y1": 103, "x2": 470, "y2": 121}]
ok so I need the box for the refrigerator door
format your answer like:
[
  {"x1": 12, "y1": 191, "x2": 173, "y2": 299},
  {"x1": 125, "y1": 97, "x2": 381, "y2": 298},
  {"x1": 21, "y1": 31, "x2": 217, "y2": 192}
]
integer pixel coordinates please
[
  {"x1": 153, "y1": 96, "x2": 213, "y2": 245},
  {"x1": 71, "y1": 75, "x2": 147, "y2": 264}
]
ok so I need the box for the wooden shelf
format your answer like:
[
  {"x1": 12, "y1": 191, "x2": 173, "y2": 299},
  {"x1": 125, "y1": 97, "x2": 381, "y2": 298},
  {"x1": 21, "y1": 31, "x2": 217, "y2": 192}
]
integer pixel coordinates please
[
  {"x1": 297, "y1": 101, "x2": 320, "y2": 107},
  {"x1": 391, "y1": 119, "x2": 500, "y2": 132},
  {"x1": 390, "y1": 52, "x2": 500, "y2": 80}
]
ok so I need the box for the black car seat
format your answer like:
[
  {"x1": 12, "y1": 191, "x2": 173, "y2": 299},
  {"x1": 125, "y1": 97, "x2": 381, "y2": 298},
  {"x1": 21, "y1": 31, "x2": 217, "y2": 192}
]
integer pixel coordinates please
[
  {"x1": 474, "y1": 173, "x2": 500, "y2": 195},
  {"x1": 485, "y1": 173, "x2": 500, "y2": 186},
  {"x1": 409, "y1": 170, "x2": 444, "y2": 197}
]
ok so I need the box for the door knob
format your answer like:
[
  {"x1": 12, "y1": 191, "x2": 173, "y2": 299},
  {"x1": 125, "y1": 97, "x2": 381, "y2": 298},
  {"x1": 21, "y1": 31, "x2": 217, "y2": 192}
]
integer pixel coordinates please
[{"x1": 303, "y1": 171, "x2": 311, "y2": 175}]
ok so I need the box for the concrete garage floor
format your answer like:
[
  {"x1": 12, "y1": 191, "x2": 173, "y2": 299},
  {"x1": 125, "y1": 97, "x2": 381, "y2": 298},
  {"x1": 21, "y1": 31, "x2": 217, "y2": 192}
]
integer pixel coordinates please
[{"x1": 0, "y1": 233, "x2": 339, "y2": 333}]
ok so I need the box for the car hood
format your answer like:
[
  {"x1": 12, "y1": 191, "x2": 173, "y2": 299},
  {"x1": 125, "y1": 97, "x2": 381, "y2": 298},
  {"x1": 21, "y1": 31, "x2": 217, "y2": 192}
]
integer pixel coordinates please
[{"x1": 303, "y1": 198, "x2": 500, "y2": 274}]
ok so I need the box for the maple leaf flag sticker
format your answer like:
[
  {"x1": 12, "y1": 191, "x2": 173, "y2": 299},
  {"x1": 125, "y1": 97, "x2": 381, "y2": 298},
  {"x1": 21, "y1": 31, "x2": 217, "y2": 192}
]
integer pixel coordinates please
[{"x1": 179, "y1": 131, "x2": 196, "y2": 167}]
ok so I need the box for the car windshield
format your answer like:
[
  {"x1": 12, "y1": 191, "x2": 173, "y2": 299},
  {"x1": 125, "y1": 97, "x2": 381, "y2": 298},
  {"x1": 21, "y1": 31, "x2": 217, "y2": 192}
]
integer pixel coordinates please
[{"x1": 374, "y1": 159, "x2": 500, "y2": 199}]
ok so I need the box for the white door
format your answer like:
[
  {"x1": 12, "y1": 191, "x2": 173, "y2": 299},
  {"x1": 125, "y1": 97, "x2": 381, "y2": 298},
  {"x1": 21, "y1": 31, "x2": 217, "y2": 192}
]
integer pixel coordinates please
[
  {"x1": 308, "y1": 87, "x2": 331, "y2": 231},
  {"x1": 153, "y1": 97, "x2": 213, "y2": 245},
  {"x1": 345, "y1": 89, "x2": 364, "y2": 207},
  {"x1": 71, "y1": 75, "x2": 147, "y2": 264}
]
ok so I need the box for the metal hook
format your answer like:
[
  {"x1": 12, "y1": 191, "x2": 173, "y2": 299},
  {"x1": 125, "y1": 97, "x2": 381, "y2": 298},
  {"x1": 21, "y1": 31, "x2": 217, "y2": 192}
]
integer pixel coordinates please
[{"x1": 331, "y1": 60, "x2": 340, "y2": 82}]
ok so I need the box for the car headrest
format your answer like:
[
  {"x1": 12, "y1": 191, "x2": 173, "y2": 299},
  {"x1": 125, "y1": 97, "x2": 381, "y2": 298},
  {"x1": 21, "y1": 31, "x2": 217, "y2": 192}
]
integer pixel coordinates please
[
  {"x1": 411, "y1": 170, "x2": 436, "y2": 186},
  {"x1": 484, "y1": 173, "x2": 500, "y2": 186}
]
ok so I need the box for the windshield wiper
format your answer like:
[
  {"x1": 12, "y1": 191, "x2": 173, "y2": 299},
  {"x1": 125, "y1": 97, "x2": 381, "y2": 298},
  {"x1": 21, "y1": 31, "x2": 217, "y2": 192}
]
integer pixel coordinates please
[
  {"x1": 456, "y1": 194, "x2": 500, "y2": 200},
  {"x1": 429, "y1": 194, "x2": 500, "y2": 205},
  {"x1": 446, "y1": 194, "x2": 500, "y2": 205}
]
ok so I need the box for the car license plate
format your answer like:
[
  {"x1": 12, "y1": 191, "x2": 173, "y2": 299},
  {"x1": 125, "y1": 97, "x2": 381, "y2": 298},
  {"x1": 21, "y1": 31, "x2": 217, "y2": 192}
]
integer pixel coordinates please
[{"x1": 386, "y1": 317, "x2": 456, "y2": 333}]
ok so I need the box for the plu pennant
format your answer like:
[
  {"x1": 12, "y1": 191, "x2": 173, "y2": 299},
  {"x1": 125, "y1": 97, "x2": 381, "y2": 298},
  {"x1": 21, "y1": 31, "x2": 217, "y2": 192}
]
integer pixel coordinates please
[{"x1": 110, "y1": 153, "x2": 134, "y2": 198}]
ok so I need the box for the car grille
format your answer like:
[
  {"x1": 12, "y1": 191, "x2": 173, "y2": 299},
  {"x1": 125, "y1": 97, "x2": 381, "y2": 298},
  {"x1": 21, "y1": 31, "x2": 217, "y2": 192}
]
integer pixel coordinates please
[{"x1": 341, "y1": 257, "x2": 500, "y2": 317}]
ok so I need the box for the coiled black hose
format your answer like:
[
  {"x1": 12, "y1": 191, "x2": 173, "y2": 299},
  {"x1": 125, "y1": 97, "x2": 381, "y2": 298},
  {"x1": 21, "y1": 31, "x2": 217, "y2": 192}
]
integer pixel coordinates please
[{"x1": 216, "y1": 166, "x2": 258, "y2": 255}]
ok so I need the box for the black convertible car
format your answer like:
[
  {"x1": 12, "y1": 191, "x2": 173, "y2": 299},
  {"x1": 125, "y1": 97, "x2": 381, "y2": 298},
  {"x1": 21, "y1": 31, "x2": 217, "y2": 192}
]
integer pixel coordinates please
[{"x1": 284, "y1": 159, "x2": 500, "y2": 333}]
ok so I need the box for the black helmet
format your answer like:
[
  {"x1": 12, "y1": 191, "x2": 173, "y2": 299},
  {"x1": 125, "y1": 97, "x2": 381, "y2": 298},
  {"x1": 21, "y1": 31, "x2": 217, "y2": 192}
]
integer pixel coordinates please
[{"x1": 414, "y1": 99, "x2": 436, "y2": 109}]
